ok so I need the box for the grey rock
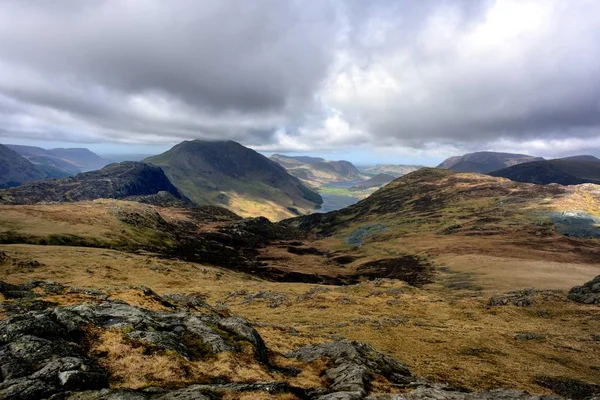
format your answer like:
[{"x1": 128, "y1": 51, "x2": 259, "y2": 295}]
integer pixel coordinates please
[
  {"x1": 0, "y1": 312, "x2": 66, "y2": 343},
  {"x1": 0, "y1": 378, "x2": 57, "y2": 400},
  {"x1": 319, "y1": 392, "x2": 364, "y2": 400},
  {"x1": 514, "y1": 332, "x2": 546, "y2": 341},
  {"x1": 30, "y1": 357, "x2": 89, "y2": 381},
  {"x1": 396, "y1": 386, "x2": 561, "y2": 399},
  {"x1": 7, "y1": 335, "x2": 82, "y2": 369},
  {"x1": 162, "y1": 293, "x2": 209, "y2": 310},
  {"x1": 290, "y1": 340, "x2": 413, "y2": 396},
  {"x1": 183, "y1": 315, "x2": 235, "y2": 353},
  {"x1": 326, "y1": 363, "x2": 369, "y2": 393},
  {"x1": 127, "y1": 330, "x2": 190, "y2": 356},
  {"x1": 52, "y1": 308, "x2": 89, "y2": 336},
  {"x1": 58, "y1": 370, "x2": 108, "y2": 390},
  {"x1": 61, "y1": 388, "x2": 150, "y2": 399},
  {"x1": 568, "y1": 275, "x2": 600, "y2": 305},
  {"x1": 218, "y1": 317, "x2": 268, "y2": 363}
]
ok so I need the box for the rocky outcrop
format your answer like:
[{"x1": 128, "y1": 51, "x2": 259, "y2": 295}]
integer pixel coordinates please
[
  {"x1": 0, "y1": 162, "x2": 187, "y2": 205},
  {"x1": 568, "y1": 275, "x2": 600, "y2": 305},
  {"x1": 0, "y1": 281, "x2": 582, "y2": 399},
  {"x1": 289, "y1": 340, "x2": 414, "y2": 398}
]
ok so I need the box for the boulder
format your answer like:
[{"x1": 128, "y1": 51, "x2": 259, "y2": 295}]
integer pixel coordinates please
[{"x1": 568, "y1": 275, "x2": 600, "y2": 305}]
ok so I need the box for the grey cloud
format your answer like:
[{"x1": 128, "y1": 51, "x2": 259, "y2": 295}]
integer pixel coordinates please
[
  {"x1": 0, "y1": 0, "x2": 340, "y2": 144},
  {"x1": 0, "y1": 0, "x2": 599, "y2": 157}
]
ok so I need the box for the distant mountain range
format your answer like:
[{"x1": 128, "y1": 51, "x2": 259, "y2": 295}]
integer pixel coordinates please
[
  {"x1": 0, "y1": 161, "x2": 186, "y2": 205},
  {"x1": 437, "y1": 151, "x2": 544, "y2": 173},
  {"x1": 489, "y1": 156, "x2": 600, "y2": 185},
  {"x1": 145, "y1": 141, "x2": 322, "y2": 220},
  {"x1": 351, "y1": 173, "x2": 396, "y2": 189},
  {"x1": 270, "y1": 154, "x2": 365, "y2": 186},
  {"x1": 6, "y1": 144, "x2": 109, "y2": 175},
  {"x1": 0, "y1": 144, "x2": 49, "y2": 188},
  {"x1": 359, "y1": 164, "x2": 423, "y2": 177}
]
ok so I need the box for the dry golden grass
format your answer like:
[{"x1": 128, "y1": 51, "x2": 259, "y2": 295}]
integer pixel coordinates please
[
  {"x1": 2, "y1": 244, "x2": 599, "y2": 393},
  {"x1": 85, "y1": 326, "x2": 282, "y2": 390}
]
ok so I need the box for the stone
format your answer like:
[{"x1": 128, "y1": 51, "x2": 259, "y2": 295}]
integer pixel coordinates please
[{"x1": 568, "y1": 275, "x2": 600, "y2": 305}]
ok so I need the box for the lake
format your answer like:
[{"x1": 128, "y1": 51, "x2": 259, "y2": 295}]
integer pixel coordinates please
[{"x1": 315, "y1": 180, "x2": 365, "y2": 214}]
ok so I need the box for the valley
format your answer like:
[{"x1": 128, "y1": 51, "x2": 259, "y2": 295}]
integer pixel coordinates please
[
  {"x1": 0, "y1": 165, "x2": 598, "y2": 399},
  {"x1": 2, "y1": 4, "x2": 599, "y2": 398}
]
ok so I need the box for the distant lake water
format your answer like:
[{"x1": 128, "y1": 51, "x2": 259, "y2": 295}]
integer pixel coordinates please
[
  {"x1": 314, "y1": 180, "x2": 364, "y2": 214},
  {"x1": 316, "y1": 194, "x2": 359, "y2": 213}
]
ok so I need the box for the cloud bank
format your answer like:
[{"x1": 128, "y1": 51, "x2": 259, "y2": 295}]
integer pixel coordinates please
[{"x1": 0, "y1": 0, "x2": 599, "y2": 158}]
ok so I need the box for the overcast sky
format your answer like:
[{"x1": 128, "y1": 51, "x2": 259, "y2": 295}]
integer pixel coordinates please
[{"x1": 1, "y1": 0, "x2": 599, "y2": 165}]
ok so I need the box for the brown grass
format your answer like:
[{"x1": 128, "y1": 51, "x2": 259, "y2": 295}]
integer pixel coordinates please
[
  {"x1": 85, "y1": 327, "x2": 280, "y2": 390},
  {"x1": 3, "y1": 244, "x2": 598, "y2": 393}
]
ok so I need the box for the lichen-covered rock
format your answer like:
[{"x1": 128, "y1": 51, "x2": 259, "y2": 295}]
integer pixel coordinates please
[
  {"x1": 568, "y1": 275, "x2": 600, "y2": 305},
  {"x1": 371, "y1": 386, "x2": 563, "y2": 399},
  {"x1": 0, "y1": 281, "x2": 273, "y2": 399},
  {"x1": 290, "y1": 340, "x2": 414, "y2": 397}
]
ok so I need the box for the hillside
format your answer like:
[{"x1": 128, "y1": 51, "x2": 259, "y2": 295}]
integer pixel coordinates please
[
  {"x1": 360, "y1": 164, "x2": 423, "y2": 177},
  {"x1": 7, "y1": 144, "x2": 109, "y2": 173},
  {"x1": 0, "y1": 161, "x2": 186, "y2": 205},
  {"x1": 351, "y1": 173, "x2": 396, "y2": 189},
  {"x1": 438, "y1": 151, "x2": 544, "y2": 173},
  {"x1": 0, "y1": 144, "x2": 48, "y2": 188},
  {"x1": 0, "y1": 168, "x2": 598, "y2": 396},
  {"x1": 145, "y1": 140, "x2": 322, "y2": 220},
  {"x1": 270, "y1": 154, "x2": 365, "y2": 187},
  {"x1": 489, "y1": 158, "x2": 600, "y2": 185},
  {"x1": 559, "y1": 155, "x2": 600, "y2": 162},
  {"x1": 269, "y1": 154, "x2": 325, "y2": 168}
]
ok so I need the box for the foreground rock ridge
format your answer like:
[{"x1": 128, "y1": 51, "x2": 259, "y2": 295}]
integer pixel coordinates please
[{"x1": 2, "y1": 281, "x2": 590, "y2": 400}]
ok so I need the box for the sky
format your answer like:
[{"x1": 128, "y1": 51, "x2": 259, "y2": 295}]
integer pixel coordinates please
[{"x1": 0, "y1": 0, "x2": 599, "y2": 165}]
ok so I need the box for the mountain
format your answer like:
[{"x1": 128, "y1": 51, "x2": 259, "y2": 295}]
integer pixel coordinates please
[
  {"x1": 145, "y1": 140, "x2": 322, "y2": 220},
  {"x1": 489, "y1": 158, "x2": 600, "y2": 185},
  {"x1": 0, "y1": 161, "x2": 186, "y2": 205},
  {"x1": 6, "y1": 144, "x2": 109, "y2": 173},
  {"x1": 351, "y1": 173, "x2": 396, "y2": 189},
  {"x1": 437, "y1": 151, "x2": 544, "y2": 173},
  {"x1": 0, "y1": 144, "x2": 48, "y2": 188},
  {"x1": 558, "y1": 155, "x2": 600, "y2": 162},
  {"x1": 270, "y1": 154, "x2": 325, "y2": 168},
  {"x1": 360, "y1": 164, "x2": 423, "y2": 177},
  {"x1": 270, "y1": 154, "x2": 365, "y2": 186},
  {"x1": 1, "y1": 166, "x2": 599, "y2": 397}
]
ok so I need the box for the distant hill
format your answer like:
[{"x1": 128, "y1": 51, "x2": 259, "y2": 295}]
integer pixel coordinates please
[
  {"x1": 270, "y1": 154, "x2": 325, "y2": 168},
  {"x1": 557, "y1": 155, "x2": 600, "y2": 162},
  {"x1": 0, "y1": 144, "x2": 49, "y2": 188},
  {"x1": 6, "y1": 145, "x2": 109, "y2": 173},
  {"x1": 360, "y1": 164, "x2": 423, "y2": 177},
  {"x1": 270, "y1": 154, "x2": 365, "y2": 187},
  {"x1": 489, "y1": 158, "x2": 600, "y2": 185},
  {"x1": 351, "y1": 173, "x2": 396, "y2": 189},
  {"x1": 145, "y1": 140, "x2": 322, "y2": 220},
  {"x1": 0, "y1": 162, "x2": 186, "y2": 205},
  {"x1": 437, "y1": 151, "x2": 544, "y2": 173}
]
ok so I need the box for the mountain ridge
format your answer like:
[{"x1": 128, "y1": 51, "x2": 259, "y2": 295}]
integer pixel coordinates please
[
  {"x1": 438, "y1": 151, "x2": 544, "y2": 173},
  {"x1": 270, "y1": 153, "x2": 365, "y2": 186},
  {"x1": 0, "y1": 144, "x2": 49, "y2": 188},
  {"x1": 0, "y1": 161, "x2": 186, "y2": 205},
  {"x1": 6, "y1": 144, "x2": 109, "y2": 175},
  {"x1": 145, "y1": 140, "x2": 322, "y2": 220},
  {"x1": 489, "y1": 158, "x2": 600, "y2": 185}
]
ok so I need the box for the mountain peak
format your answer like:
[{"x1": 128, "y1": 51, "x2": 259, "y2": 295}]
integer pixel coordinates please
[
  {"x1": 437, "y1": 151, "x2": 544, "y2": 173},
  {"x1": 145, "y1": 141, "x2": 322, "y2": 220}
]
